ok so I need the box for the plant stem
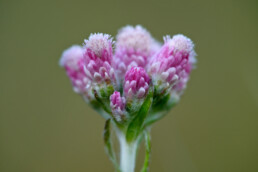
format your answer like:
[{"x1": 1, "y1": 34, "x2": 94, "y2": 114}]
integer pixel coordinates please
[{"x1": 118, "y1": 133, "x2": 138, "y2": 172}]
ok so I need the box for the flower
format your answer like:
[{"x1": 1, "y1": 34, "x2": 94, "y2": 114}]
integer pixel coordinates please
[
  {"x1": 59, "y1": 45, "x2": 93, "y2": 101},
  {"x1": 171, "y1": 35, "x2": 196, "y2": 97},
  {"x1": 124, "y1": 67, "x2": 150, "y2": 99},
  {"x1": 110, "y1": 91, "x2": 127, "y2": 122},
  {"x1": 114, "y1": 25, "x2": 159, "y2": 84},
  {"x1": 83, "y1": 33, "x2": 117, "y2": 98},
  {"x1": 83, "y1": 33, "x2": 116, "y2": 86},
  {"x1": 148, "y1": 34, "x2": 196, "y2": 96}
]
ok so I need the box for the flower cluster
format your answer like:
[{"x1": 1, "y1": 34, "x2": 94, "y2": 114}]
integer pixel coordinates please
[
  {"x1": 59, "y1": 25, "x2": 196, "y2": 172},
  {"x1": 60, "y1": 25, "x2": 196, "y2": 124}
]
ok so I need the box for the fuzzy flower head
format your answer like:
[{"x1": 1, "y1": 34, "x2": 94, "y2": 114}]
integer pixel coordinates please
[
  {"x1": 114, "y1": 25, "x2": 160, "y2": 83},
  {"x1": 59, "y1": 26, "x2": 197, "y2": 132},
  {"x1": 168, "y1": 34, "x2": 194, "y2": 54},
  {"x1": 83, "y1": 33, "x2": 116, "y2": 86},
  {"x1": 59, "y1": 45, "x2": 93, "y2": 100},
  {"x1": 148, "y1": 34, "x2": 196, "y2": 95},
  {"x1": 116, "y1": 25, "x2": 154, "y2": 56},
  {"x1": 124, "y1": 67, "x2": 150, "y2": 99},
  {"x1": 110, "y1": 91, "x2": 127, "y2": 122},
  {"x1": 59, "y1": 45, "x2": 83, "y2": 69},
  {"x1": 85, "y1": 33, "x2": 113, "y2": 58},
  {"x1": 171, "y1": 35, "x2": 196, "y2": 95}
]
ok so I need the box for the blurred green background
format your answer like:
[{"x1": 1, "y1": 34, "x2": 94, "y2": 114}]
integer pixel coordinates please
[{"x1": 0, "y1": 0, "x2": 257, "y2": 171}]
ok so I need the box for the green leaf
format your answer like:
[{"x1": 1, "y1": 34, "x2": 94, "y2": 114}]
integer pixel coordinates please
[
  {"x1": 144, "y1": 94, "x2": 178, "y2": 127},
  {"x1": 103, "y1": 119, "x2": 121, "y2": 172},
  {"x1": 126, "y1": 89, "x2": 153, "y2": 142},
  {"x1": 89, "y1": 100, "x2": 110, "y2": 119},
  {"x1": 144, "y1": 111, "x2": 167, "y2": 127},
  {"x1": 93, "y1": 89, "x2": 111, "y2": 115},
  {"x1": 141, "y1": 131, "x2": 151, "y2": 172},
  {"x1": 152, "y1": 93, "x2": 170, "y2": 113}
]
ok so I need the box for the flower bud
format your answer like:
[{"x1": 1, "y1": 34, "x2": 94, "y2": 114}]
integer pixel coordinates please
[
  {"x1": 171, "y1": 35, "x2": 196, "y2": 96},
  {"x1": 124, "y1": 67, "x2": 150, "y2": 99},
  {"x1": 148, "y1": 34, "x2": 195, "y2": 95},
  {"x1": 83, "y1": 33, "x2": 116, "y2": 86},
  {"x1": 59, "y1": 45, "x2": 93, "y2": 101},
  {"x1": 110, "y1": 91, "x2": 127, "y2": 122},
  {"x1": 83, "y1": 33, "x2": 117, "y2": 98},
  {"x1": 114, "y1": 25, "x2": 159, "y2": 84}
]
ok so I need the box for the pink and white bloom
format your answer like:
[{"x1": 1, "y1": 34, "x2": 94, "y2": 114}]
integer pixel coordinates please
[
  {"x1": 148, "y1": 34, "x2": 196, "y2": 95},
  {"x1": 59, "y1": 45, "x2": 93, "y2": 101},
  {"x1": 114, "y1": 25, "x2": 160, "y2": 83},
  {"x1": 171, "y1": 35, "x2": 196, "y2": 97},
  {"x1": 110, "y1": 91, "x2": 126, "y2": 122},
  {"x1": 83, "y1": 33, "x2": 116, "y2": 87},
  {"x1": 124, "y1": 67, "x2": 150, "y2": 99}
]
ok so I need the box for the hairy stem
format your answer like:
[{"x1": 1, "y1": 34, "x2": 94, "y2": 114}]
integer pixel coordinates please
[{"x1": 118, "y1": 133, "x2": 138, "y2": 172}]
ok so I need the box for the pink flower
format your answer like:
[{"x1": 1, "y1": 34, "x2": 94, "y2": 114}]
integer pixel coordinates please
[
  {"x1": 59, "y1": 45, "x2": 93, "y2": 100},
  {"x1": 110, "y1": 91, "x2": 126, "y2": 122},
  {"x1": 83, "y1": 33, "x2": 116, "y2": 86},
  {"x1": 171, "y1": 35, "x2": 196, "y2": 95},
  {"x1": 148, "y1": 34, "x2": 196, "y2": 94},
  {"x1": 114, "y1": 25, "x2": 160, "y2": 82},
  {"x1": 124, "y1": 67, "x2": 150, "y2": 99}
]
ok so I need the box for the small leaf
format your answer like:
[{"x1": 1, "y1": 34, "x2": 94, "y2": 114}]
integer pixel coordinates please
[
  {"x1": 89, "y1": 100, "x2": 110, "y2": 119},
  {"x1": 144, "y1": 94, "x2": 178, "y2": 127},
  {"x1": 151, "y1": 93, "x2": 170, "y2": 113},
  {"x1": 103, "y1": 119, "x2": 112, "y2": 144},
  {"x1": 126, "y1": 89, "x2": 153, "y2": 142},
  {"x1": 103, "y1": 119, "x2": 121, "y2": 172},
  {"x1": 141, "y1": 131, "x2": 151, "y2": 172},
  {"x1": 93, "y1": 89, "x2": 111, "y2": 115}
]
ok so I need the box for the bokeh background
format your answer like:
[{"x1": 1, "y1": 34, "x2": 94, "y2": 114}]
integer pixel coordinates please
[{"x1": 0, "y1": 0, "x2": 257, "y2": 171}]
